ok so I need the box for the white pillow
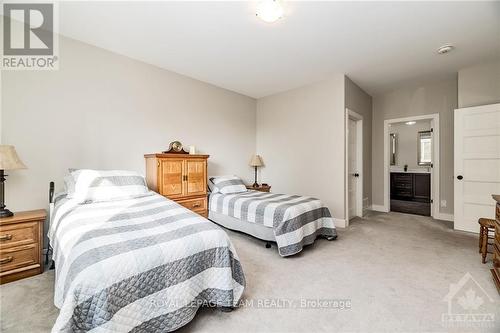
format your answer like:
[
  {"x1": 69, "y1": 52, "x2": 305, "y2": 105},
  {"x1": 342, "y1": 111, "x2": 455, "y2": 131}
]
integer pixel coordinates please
[
  {"x1": 208, "y1": 175, "x2": 233, "y2": 193},
  {"x1": 209, "y1": 175, "x2": 247, "y2": 194},
  {"x1": 208, "y1": 178, "x2": 218, "y2": 193},
  {"x1": 64, "y1": 175, "x2": 76, "y2": 197},
  {"x1": 70, "y1": 169, "x2": 149, "y2": 203}
]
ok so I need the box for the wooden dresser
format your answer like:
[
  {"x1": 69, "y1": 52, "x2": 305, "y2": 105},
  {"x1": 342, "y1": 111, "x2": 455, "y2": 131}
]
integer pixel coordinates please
[
  {"x1": 492, "y1": 194, "x2": 500, "y2": 293},
  {"x1": 0, "y1": 210, "x2": 46, "y2": 284},
  {"x1": 145, "y1": 154, "x2": 209, "y2": 218}
]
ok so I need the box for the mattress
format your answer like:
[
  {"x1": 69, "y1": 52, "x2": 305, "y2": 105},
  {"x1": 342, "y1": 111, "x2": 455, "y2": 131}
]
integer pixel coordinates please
[
  {"x1": 209, "y1": 190, "x2": 337, "y2": 256},
  {"x1": 49, "y1": 191, "x2": 245, "y2": 332},
  {"x1": 208, "y1": 210, "x2": 275, "y2": 242}
]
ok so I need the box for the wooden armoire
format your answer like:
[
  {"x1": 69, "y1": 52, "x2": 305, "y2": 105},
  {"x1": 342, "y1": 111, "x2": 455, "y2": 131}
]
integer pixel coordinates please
[{"x1": 144, "y1": 153, "x2": 209, "y2": 218}]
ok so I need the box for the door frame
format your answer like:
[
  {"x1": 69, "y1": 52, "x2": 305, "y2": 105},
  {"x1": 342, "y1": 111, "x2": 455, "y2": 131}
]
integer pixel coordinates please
[
  {"x1": 383, "y1": 113, "x2": 440, "y2": 218},
  {"x1": 345, "y1": 108, "x2": 363, "y2": 224}
]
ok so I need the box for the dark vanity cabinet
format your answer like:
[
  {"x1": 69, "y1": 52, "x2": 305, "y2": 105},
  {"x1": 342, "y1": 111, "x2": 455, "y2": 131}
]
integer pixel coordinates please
[{"x1": 390, "y1": 172, "x2": 431, "y2": 216}]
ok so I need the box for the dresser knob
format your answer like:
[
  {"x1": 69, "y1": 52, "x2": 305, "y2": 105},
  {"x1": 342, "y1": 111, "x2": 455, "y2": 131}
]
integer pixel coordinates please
[
  {"x1": 0, "y1": 256, "x2": 13, "y2": 264},
  {"x1": 0, "y1": 234, "x2": 12, "y2": 241}
]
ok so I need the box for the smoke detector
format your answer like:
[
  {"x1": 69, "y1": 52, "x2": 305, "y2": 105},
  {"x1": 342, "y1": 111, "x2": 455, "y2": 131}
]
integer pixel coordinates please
[{"x1": 437, "y1": 44, "x2": 454, "y2": 54}]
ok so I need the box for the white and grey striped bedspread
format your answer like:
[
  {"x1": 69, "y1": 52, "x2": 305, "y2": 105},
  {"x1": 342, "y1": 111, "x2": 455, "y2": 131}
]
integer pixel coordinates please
[
  {"x1": 49, "y1": 192, "x2": 245, "y2": 333},
  {"x1": 209, "y1": 191, "x2": 337, "y2": 256}
]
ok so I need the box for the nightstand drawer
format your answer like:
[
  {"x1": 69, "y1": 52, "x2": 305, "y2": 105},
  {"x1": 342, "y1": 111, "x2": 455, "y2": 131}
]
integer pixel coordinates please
[
  {"x1": 0, "y1": 244, "x2": 38, "y2": 273},
  {"x1": 0, "y1": 221, "x2": 39, "y2": 249},
  {"x1": 177, "y1": 197, "x2": 207, "y2": 211}
]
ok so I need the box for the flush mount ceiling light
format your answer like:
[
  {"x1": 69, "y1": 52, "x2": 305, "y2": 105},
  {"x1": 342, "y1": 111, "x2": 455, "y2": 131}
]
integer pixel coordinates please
[
  {"x1": 406, "y1": 121, "x2": 416, "y2": 125},
  {"x1": 437, "y1": 44, "x2": 455, "y2": 54},
  {"x1": 256, "y1": 0, "x2": 284, "y2": 23}
]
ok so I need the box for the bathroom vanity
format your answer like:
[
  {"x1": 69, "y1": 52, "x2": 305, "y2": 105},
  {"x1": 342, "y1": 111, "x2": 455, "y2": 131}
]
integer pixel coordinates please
[{"x1": 390, "y1": 172, "x2": 431, "y2": 216}]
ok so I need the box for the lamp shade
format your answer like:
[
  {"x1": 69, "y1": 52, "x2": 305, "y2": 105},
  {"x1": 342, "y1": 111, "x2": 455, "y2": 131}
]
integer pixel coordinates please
[
  {"x1": 249, "y1": 155, "x2": 264, "y2": 167},
  {"x1": 0, "y1": 145, "x2": 27, "y2": 170}
]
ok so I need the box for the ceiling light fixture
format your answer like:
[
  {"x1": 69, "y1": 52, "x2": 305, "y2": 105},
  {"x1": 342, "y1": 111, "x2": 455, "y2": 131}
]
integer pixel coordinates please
[
  {"x1": 437, "y1": 44, "x2": 454, "y2": 54},
  {"x1": 406, "y1": 121, "x2": 416, "y2": 125},
  {"x1": 256, "y1": 0, "x2": 284, "y2": 23}
]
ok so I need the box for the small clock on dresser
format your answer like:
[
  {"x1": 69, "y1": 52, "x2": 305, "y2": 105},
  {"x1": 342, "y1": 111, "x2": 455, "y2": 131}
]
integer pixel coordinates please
[{"x1": 163, "y1": 141, "x2": 188, "y2": 154}]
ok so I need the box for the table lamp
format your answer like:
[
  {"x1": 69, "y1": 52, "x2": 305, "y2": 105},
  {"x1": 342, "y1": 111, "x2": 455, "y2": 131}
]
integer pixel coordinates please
[
  {"x1": 250, "y1": 155, "x2": 264, "y2": 188},
  {"x1": 0, "y1": 145, "x2": 27, "y2": 217}
]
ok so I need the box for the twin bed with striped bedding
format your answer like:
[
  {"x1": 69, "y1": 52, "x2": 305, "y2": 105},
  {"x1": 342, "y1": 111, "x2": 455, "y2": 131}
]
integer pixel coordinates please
[
  {"x1": 49, "y1": 170, "x2": 245, "y2": 333},
  {"x1": 209, "y1": 190, "x2": 337, "y2": 257}
]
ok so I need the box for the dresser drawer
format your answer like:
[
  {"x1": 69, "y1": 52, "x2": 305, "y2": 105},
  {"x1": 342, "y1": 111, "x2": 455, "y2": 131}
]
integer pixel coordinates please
[
  {"x1": 393, "y1": 174, "x2": 413, "y2": 183},
  {"x1": 0, "y1": 221, "x2": 39, "y2": 250},
  {"x1": 0, "y1": 244, "x2": 38, "y2": 273},
  {"x1": 177, "y1": 197, "x2": 207, "y2": 212}
]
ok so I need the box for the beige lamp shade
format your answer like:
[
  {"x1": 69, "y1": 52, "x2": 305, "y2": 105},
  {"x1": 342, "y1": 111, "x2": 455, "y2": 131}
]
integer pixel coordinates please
[
  {"x1": 250, "y1": 155, "x2": 264, "y2": 167},
  {"x1": 0, "y1": 145, "x2": 27, "y2": 170}
]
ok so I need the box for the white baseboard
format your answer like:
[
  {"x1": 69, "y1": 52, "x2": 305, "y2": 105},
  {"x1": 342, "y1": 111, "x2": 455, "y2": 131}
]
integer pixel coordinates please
[
  {"x1": 362, "y1": 198, "x2": 370, "y2": 215},
  {"x1": 434, "y1": 213, "x2": 454, "y2": 222},
  {"x1": 370, "y1": 204, "x2": 389, "y2": 212},
  {"x1": 333, "y1": 218, "x2": 347, "y2": 228}
]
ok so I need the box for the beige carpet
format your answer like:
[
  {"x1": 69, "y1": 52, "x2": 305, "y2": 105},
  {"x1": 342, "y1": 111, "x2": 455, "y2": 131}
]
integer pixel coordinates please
[{"x1": 1, "y1": 211, "x2": 499, "y2": 332}]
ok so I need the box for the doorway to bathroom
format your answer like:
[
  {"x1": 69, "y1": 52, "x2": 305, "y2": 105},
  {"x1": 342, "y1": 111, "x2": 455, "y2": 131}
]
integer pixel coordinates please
[{"x1": 383, "y1": 114, "x2": 439, "y2": 217}]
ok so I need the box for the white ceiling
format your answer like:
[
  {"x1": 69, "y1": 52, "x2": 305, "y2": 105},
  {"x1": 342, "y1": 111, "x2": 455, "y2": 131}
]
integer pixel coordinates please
[{"x1": 58, "y1": 1, "x2": 500, "y2": 98}]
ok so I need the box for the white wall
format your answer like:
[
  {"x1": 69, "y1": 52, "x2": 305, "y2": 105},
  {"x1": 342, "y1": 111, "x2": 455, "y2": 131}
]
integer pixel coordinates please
[
  {"x1": 458, "y1": 60, "x2": 500, "y2": 108},
  {"x1": 372, "y1": 78, "x2": 457, "y2": 215},
  {"x1": 256, "y1": 75, "x2": 346, "y2": 221},
  {"x1": 1, "y1": 36, "x2": 257, "y2": 212},
  {"x1": 389, "y1": 120, "x2": 431, "y2": 170},
  {"x1": 345, "y1": 76, "x2": 373, "y2": 209},
  {"x1": 9, "y1": 33, "x2": 495, "y2": 226}
]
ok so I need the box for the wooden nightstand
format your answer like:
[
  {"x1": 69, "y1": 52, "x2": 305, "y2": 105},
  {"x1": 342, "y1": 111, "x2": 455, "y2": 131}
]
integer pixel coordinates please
[
  {"x1": 0, "y1": 210, "x2": 46, "y2": 284},
  {"x1": 246, "y1": 184, "x2": 271, "y2": 192}
]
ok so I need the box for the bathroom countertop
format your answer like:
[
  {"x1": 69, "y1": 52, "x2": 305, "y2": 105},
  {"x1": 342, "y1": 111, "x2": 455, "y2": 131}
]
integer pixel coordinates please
[{"x1": 390, "y1": 169, "x2": 431, "y2": 174}]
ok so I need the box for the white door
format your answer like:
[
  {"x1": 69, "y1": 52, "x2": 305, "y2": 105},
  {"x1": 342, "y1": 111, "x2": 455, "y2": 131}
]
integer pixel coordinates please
[
  {"x1": 348, "y1": 118, "x2": 358, "y2": 219},
  {"x1": 454, "y1": 103, "x2": 500, "y2": 232}
]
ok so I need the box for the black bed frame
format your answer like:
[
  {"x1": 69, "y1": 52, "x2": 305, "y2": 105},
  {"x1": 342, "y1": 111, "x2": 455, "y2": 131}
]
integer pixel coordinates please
[{"x1": 46, "y1": 182, "x2": 55, "y2": 269}]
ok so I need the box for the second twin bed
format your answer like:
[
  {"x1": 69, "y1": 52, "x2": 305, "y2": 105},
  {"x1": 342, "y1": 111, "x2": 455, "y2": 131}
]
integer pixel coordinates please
[{"x1": 207, "y1": 177, "x2": 337, "y2": 257}]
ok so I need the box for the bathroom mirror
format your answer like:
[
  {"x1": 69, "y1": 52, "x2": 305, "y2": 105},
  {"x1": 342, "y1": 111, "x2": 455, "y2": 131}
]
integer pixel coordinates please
[
  {"x1": 390, "y1": 133, "x2": 397, "y2": 165},
  {"x1": 418, "y1": 130, "x2": 432, "y2": 166}
]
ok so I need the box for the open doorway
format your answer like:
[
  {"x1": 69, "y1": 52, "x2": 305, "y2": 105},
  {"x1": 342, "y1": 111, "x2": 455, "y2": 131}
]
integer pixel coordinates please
[
  {"x1": 345, "y1": 108, "x2": 363, "y2": 224},
  {"x1": 383, "y1": 114, "x2": 440, "y2": 217}
]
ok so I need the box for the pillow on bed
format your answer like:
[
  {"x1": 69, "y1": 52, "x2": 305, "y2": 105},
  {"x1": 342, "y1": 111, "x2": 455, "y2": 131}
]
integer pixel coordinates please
[
  {"x1": 70, "y1": 169, "x2": 149, "y2": 203},
  {"x1": 64, "y1": 175, "x2": 76, "y2": 197},
  {"x1": 208, "y1": 175, "x2": 234, "y2": 193},
  {"x1": 209, "y1": 175, "x2": 247, "y2": 194},
  {"x1": 208, "y1": 178, "x2": 218, "y2": 193}
]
